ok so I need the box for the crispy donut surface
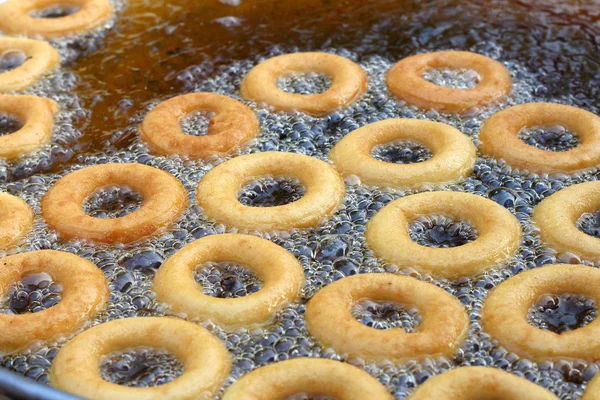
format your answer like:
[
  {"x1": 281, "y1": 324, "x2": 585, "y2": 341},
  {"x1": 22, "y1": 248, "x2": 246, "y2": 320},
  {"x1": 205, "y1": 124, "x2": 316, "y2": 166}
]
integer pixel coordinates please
[
  {"x1": 0, "y1": 38, "x2": 60, "y2": 92},
  {"x1": 0, "y1": 193, "x2": 33, "y2": 249}
]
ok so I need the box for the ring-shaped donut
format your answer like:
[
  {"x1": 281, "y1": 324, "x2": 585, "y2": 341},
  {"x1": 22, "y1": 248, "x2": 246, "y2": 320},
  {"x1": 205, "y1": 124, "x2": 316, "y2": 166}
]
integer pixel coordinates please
[
  {"x1": 0, "y1": 38, "x2": 60, "y2": 92},
  {"x1": 482, "y1": 264, "x2": 600, "y2": 361},
  {"x1": 195, "y1": 152, "x2": 345, "y2": 232},
  {"x1": 222, "y1": 358, "x2": 393, "y2": 400},
  {"x1": 584, "y1": 372, "x2": 600, "y2": 400},
  {"x1": 0, "y1": 0, "x2": 114, "y2": 39},
  {"x1": 50, "y1": 317, "x2": 231, "y2": 400},
  {"x1": 329, "y1": 118, "x2": 476, "y2": 189},
  {"x1": 241, "y1": 52, "x2": 367, "y2": 116},
  {"x1": 305, "y1": 273, "x2": 469, "y2": 362},
  {"x1": 41, "y1": 163, "x2": 188, "y2": 245},
  {"x1": 0, "y1": 250, "x2": 108, "y2": 354},
  {"x1": 479, "y1": 103, "x2": 600, "y2": 174},
  {"x1": 0, "y1": 95, "x2": 59, "y2": 159},
  {"x1": 140, "y1": 93, "x2": 259, "y2": 160},
  {"x1": 409, "y1": 367, "x2": 558, "y2": 399},
  {"x1": 386, "y1": 51, "x2": 512, "y2": 114},
  {"x1": 154, "y1": 234, "x2": 304, "y2": 330},
  {"x1": 365, "y1": 191, "x2": 522, "y2": 280},
  {"x1": 0, "y1": 193, "x2": 33, "y2": 249}
]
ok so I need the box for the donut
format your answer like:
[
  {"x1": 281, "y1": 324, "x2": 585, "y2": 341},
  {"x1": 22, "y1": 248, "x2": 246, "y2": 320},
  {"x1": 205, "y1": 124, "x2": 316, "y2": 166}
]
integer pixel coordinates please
[
  {"x1": 222, "y1": 358, "x2": 393, "y2": 400},
  {"x1": 409, "y1": 367, "x2": 558, "y2": 399},
  {"x1": 328, "y1": 118, "x2": 476, "y2": 189},
  {"x1": 154, "y1": 234, "x2": 304, "y2": 330},
  {"x1": 386, "y1": 51, "x2": 512, "y2": 114},
  {"x1": 50, "y1": 317, "x2": 231, "y2": 400},
  {"x1": 0, "y1": 250, "x2": 108, "y2": 354},
  {"x1": 0, "y1": 193, "x2": 33, "y2": 249},
  {"x1": 241, "y1": 52, "x2": 367, "y2": 116},
  {"x1": 0, "y1": 95, "x2": 59, "y2": 160},
  {"x1": 305, "y1": 273, "x2": 468, "y2": 362},
  {"x1": 0, "y1": 38, "x2": 60, "y2": 92},
  {"x1": 365, "y1": 191, "x2": 522, "y2": 280},
  {"x1": 140, "y1": 93, "x2": 259, "y2": 160},
  {"x1": 0, "y1": 0, "x2": 114, "y2": 39},
  {"x1": 584, "y1": 372, "x2": 600, "y2": 400},
  {"x1": 479, "y1": 103, "x2": 600, "y2": 174},
  {"x1": 41, "y1": 163, "x2": 188, "y2": 245},
  {"x1": 482, "y1": 264, "x2": 600, "y2": 361},
  {"x1": 195, "y1": 152, "x2": 345, "y2": 232}
]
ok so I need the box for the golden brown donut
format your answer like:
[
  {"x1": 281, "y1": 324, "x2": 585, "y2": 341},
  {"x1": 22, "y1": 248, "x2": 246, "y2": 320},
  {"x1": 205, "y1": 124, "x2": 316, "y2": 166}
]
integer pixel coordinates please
[
  {"x1": 329, "y1": 118, "x2": 476, "y2": 189},
  {"x1": 365, "y1": 191, "x2": 522, "y2": 280},
  {"x1": 0, "y1": 250, "x2": 108, "y2": 354},
  {"x1": 584, "y1": 372, "x2": 600, "y2": 400},
  {"x1": 195, "y1": 151, "x2": 345, "y2": 232},
  {"x1": 0, "y1": 38, "x2": 60, "y2": 92},
  {"x1": 241, "y1": 52, "x2": 367, "y2": 116},
  {"x1": 305, "y1": 273, "x2": 469, "y2": 362},
  {"x1": 41, "y1": 163, "x2": 188, "y2": 245},
  {"x1": 386, "y1": 51, "x2": 512, "y2": 114},
  {"x1": 50, "y1": 317, "x2": 231, "y2": 400},
  {"x1": 0, "y1": 0, "x2": 114, "y2": 39},
  {"x1": 482, "y1": 264, "x2": 600, "y2": 361},
  {"x1": 140, "y1": 93, "x2": 259, "y2": 160},
  {"x1": 479, "y1": 103, "x2": 600, "y2": 174},
  {"x1": 221, "y1": 358, "x2": 393, "y2": 400},
  {"x1": 0, "y1": 193, "x2": 33, "y2": 249}
]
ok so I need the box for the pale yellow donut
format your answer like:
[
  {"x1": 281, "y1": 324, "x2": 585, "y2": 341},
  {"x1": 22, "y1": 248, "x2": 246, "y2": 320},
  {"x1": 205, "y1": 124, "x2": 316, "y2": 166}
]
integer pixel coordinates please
[
  {"x1": 409, "y1": 367, "x2": 558, "y2": 399},
  {"x1": 41, "y1": 163, "x2": 188, "y2": 244},
  {"x1": 241, "y1": 52, "x2": 367, "y2": 116},
  {"x1": 0, "y1": 193, "x2": 33, "y2": 249},
  {"x1": 0, "y1": 95, "x2": 59, "y2": 160},
  {"x1": 222, "y1": 358, "x2": 393, "y2": 400},
  {"x1": 305, "y1": 273, "x2": 469, "y2": 362},
  {"x1": 50, "y1": 317, "x2": 231, "y2": 400},
  {"x1": 386, "y1": 51, "x2": 512, "y2": 114},
  {"x1": 0, "y1": 250, "x2": 108, "y2": 354},
  {"x1": 365, "y1": 191, "x2": 522, "y2": 280},
  {"x1": 479, "y1": 103, "x2": 600, "y2": 174},
  {"x1": 482, "y1": 264, "x2": 600, "y2": 361},
  {"x1": 329, "y1": 118, "x2": 476, "y2": 189},
  {"x1": 0, "y1": 38, "x2": 60, "y2": 92},
  {"x1": 584, "y1": 372, "x2": 600, "y2": 400},
  {"x1": 0, "y1": 0, "x2": 114, "y2": 39},
  {"x1": 195, "y1": 152, "x2": 345, "y2": 232},
  {"x1": 140, "y1": 93, "x2": 259, "y2": 160},
  {"x1": 154, "y1": 234, "x2": 304, "y2": 330}
]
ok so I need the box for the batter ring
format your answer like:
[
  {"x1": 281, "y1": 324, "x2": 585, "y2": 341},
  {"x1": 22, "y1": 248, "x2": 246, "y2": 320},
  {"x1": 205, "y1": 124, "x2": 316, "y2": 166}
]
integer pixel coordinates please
[
  {"x1": 140, "y1": 92, "x2": 259, "y2": 160},
  {"x1": 50, "y1": 317, "x2": 231, "y2": 400},
  {"x1": 195, "y1": 151, "x2": 345, "y2": 232},
  {"x1": 0, "y1": 38, "x2": 60, "y2": 92},
  {"x1": 0, "y1": 95, "x2": 59, "y2": 160},
  {"x1": 479, "y1": 103, "x2": 600, "y2": 174},
  {"x1": 482, "y1": 264, "x2": 600, "y2": 361},
  {"x1": 409, "y1": 367, "x2": 558, "y2": 399},
  {"x1": 241, "y1": 52, "x2": 367, "y2": 116},
  {"x1": 41, "y1": 163, "x2": 188, "y2": 245},
  {"x1": 329, "y1": 118, "x2": 476, "y2": 189},
  {"x1": 0, "y1": 250, "x2": 108, "y2": 354},
  {"x1": 154, "y1": 234, "x2": 304, "y2": 330},
  {"x1": 305, "y1": 273, "x2": 469, "y2": 362},
  {"x1": 222, "y1": 358, "x2": 393, "y2": 400},
  {"x1": 0, "y1": 0, "x2": 114, "y2": 39},
  {"x1": 386, "y1": 51, "x2": 512, "y2": 114},
  {"x1": 0, "y1": 193, "x2": 33, "y2": 249}
]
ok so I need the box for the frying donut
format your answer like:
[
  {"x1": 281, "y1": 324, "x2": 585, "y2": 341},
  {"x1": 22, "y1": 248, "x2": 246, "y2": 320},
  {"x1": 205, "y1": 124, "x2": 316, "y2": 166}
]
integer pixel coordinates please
[
  {"x1": 0, "y1": 193, "x2": 33, "y2": 249},
  {"x1": 0, "y1": 38, "x2": 60, "y2": 92}
]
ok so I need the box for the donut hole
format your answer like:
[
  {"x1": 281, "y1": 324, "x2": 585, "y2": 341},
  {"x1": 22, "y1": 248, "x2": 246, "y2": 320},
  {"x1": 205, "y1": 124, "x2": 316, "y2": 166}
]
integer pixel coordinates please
[
  {"x1": 0, "y1": 50, "x2": 29, "y2": 74},
  {"x1": 29, "y1": 6, "x2": 80, "y2": 19},
  {"x1": 528, "y1": 293, "x2": 597, "y2": 334},
  {"x1": 277, "y1": 72, "x2": 332, "y2": 95},
  {"x1": 371, "y1": 140, "x2": 432, "y2": 164},
  {"x1": 409, "y1": 215, "x2": 478, "y2": 248},
  {"x1": 180, "y1": 111, "x2": 215, "y2": 137},
  {"x1": 577, "y1": 209, "x2": 600, "y2": 238},
  {"x1": 84, "y1": 185, "x2": 144, "y2": 219},
  {"x1": 422, "y1": 68, "x2": 481, "y2": 89},
  {"x1": 352, "y1": 299, "x2": 421, "y2": 332},
  {"x1": 0, "y1": 113, "x2": 23, "y2": 136},
  {"x1": 194, "y1": 261, "x2": 262, "y2": 298},
  {"x1": 0, "y1": 272, "x2": 62, "y2": 315},
  {"x1": 100, "y1": 346, "x2": 183, "y2": 388},
  {"x1": 517, "y1": 125, "x2": 580, "y2": 152},
  {"x1": 238, "y1": 176, "x2": 305, "y2": 207}
]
